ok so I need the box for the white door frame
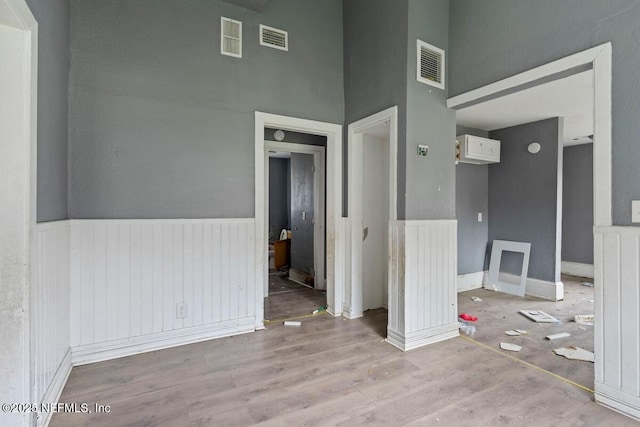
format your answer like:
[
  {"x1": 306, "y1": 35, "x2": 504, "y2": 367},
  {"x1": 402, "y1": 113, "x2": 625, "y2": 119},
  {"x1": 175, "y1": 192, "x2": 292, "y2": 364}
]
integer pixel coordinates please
[
  {"x1": 346, "y1": 106, "x2": 398, "y2": 319},
  {"x1": 0, "y1": 0, "x2": 38, "y2": 425},
  {"x1": 448, "y1": 42, "x2": 611, "y2": 403},
  {"x1": 255, "y1": 112, "x2": 342, "y2": 327},
  {"x1": 265, "y1": 141, "x2": 326, "y2": 291}
]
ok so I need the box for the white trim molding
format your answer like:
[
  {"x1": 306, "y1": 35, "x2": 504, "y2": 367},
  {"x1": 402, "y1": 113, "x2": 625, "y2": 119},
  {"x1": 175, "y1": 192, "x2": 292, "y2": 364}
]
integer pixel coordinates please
[
  {"x1": 255, "y1": 112, "x2": 343, "y2": 320},
  {"x1": 561, "y1": 261, "x2": 594, "y2": 278},
  {"x1": 346, "y1": 106, "x2": 398, "y2": 319},
  {"x1": 387, "y1": 220, "x2": 459, "y2": 352},
  {"x1": 457, "y1": 271, "x2": 485, "y2": 292},
  {"x1": 484, "y1": 272, "x2": 564, "y2": 302}
]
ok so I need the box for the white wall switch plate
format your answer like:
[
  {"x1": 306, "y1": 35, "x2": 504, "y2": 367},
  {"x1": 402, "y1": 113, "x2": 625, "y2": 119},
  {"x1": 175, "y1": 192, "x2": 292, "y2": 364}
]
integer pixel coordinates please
[
  {"x1": 477, "y1": 212, "x2": 483, "y2": 222},
  {"x1": 633, "y1": 201, "x2": 640, "y2": 223}
]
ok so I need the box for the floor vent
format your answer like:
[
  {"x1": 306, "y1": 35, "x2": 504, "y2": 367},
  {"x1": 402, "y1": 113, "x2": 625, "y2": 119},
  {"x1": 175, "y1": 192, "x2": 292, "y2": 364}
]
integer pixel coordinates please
[
  {"x1": 260, "y1": 24, "x2": 288, "y2": 51},
  {"x1": 417, "y1": 39, "x2": 444, "y2": 89},
  {"x1": 221, "y1": 17, "x2": 242, "y2": 58}
]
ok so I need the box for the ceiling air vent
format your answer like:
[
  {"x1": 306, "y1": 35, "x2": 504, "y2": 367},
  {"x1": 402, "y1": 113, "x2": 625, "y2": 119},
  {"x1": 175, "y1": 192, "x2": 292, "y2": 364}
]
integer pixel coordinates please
[
  {"x1": 221, "y1": 17, "x2": 242, "y2": 58},
  {"x1": 417, "y1": 39, "x2": 444, "y2": 89},
  {"x1": 260, "y1": 24, "x2": 288, "y2": 51}
]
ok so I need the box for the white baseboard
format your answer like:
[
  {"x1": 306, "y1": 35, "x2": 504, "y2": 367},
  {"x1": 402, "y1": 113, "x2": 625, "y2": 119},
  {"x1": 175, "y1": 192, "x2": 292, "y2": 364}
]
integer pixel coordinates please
[
  {"x1": 595, "y1": 383, "x2": 640, "y2": 421},
  {"x1": 386, "y1": 323, "x2": 459, "y2": 352},
  {"x1": 485, "y1": 272, "x2": 563, "y2": 301},
  {"x1": 71, "y1": 318, "x2": 255, "y2": 366},
  {"x1": 561, "y1": 261, "x2": 594, "y2": 278},
  {"x1": 341, "y1": 304, "x2": 362, "y2": 320},
  {"x1": 36, "y1": 349, "x2": 73, "y2": 427},
  {"x1": 457, "y1": 271, "x2": 485, "y2": 292}
]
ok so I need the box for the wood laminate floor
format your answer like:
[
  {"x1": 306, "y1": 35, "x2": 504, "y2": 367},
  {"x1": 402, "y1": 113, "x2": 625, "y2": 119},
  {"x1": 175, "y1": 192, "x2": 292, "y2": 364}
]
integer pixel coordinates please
[
  {"x1": 51, "y1": 279, "x2": 637, "y2": 426},
  {"x1": 264, "y1": 272, "x2": 326, "y2": 321},
  {"x1": 458, "y1": 274, "x2": 596, "y2": 390}
]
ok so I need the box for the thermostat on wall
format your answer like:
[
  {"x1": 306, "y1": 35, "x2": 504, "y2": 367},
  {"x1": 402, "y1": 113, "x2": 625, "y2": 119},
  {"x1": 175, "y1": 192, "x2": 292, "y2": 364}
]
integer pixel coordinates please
[{"x1": 417, "y1": 145, "x2": 428, "y2": 156}]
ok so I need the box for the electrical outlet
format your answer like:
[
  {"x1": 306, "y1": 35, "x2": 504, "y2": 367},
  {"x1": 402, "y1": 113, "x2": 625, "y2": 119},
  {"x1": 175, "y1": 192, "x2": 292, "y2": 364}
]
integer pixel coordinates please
[
  {"x1": 176, "y1": 302, "x2": 187, "y2": 319},
  {"x1": 633, "y1": 201, "x2": 640, "y2": 223},
  {"x1": 478, "y1": 212, "x2": 483, "y2": 222}
]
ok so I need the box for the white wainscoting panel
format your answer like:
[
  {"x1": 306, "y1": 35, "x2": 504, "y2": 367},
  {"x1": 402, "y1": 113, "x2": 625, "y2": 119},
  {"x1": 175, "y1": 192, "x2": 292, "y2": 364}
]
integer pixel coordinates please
[
  {"x1": 70, "y1": 219, "x2": 256, "y2": 364},
  {"x1": 387, "y1": 220, "x2": 459, "y2": 351},
  {"x1": 33, "y1": 221, "x2": 72, "y2": 426},
  {"x1": 594, "y1": 226, "x2": 640, "y2": 420}
]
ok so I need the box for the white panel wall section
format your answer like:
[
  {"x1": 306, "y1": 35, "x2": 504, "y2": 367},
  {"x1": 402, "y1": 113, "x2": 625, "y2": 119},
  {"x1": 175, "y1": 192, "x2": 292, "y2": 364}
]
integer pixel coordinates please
[
  {"x1": 387, "y1": 220, "x2": 459, "y2": 351},
  {"x1": 69, "y1": 219, "x2": 256, "y2": 364},
  {"x1": 33, "y1": 221, "x2": 72, "y2": 427},
  {"x1": 594, "y1": 226, "x2": 640, "y2": 421}
]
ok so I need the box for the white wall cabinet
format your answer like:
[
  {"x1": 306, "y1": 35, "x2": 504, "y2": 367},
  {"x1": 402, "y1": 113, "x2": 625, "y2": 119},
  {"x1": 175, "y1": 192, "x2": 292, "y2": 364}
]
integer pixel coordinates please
[{"x1": 457, "y1": 134, "x2": 500, "y2": 164}]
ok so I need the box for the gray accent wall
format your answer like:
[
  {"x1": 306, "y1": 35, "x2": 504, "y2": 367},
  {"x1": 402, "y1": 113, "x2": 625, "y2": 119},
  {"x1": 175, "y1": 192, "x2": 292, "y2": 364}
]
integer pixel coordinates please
[
  {"x1": 562, "y1": 144, "x2": 594, "y2": 265},
  {"x1": 343, "y1": 0, "x2": 408, "y2": 218},
  {"x1": 449, "y1": 0, "x2": 640, "y2": 225},
  {"x1": 456, "y1": 126, "x2": 489, "y2": 275},
  {"x1": 404, "y1": 0, "x2": 456, "y2": 220},
  {"x1": 26, "y1": 0, "x2": 69, "y2": 222},
  {"x1": 487, "y1": 118, "x2": 560, "y2": 283},
  {"x1": 68, "y1": 0, "x2": 344, "y2": 218},
  {"x1": 290, "y1": 153, "x2": 314, "y2": 276},
  {"x1": 268, "y1": 158, "x2": 290, "y2": 242}
]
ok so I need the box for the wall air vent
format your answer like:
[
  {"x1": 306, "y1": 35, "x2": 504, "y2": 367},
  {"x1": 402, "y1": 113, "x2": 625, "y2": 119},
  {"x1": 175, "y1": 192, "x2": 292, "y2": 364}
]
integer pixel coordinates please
[
  {"x1": 221, "y1": 17, "x2": 242, "y2": 58},
  {"x1": 260, "y1": 24, "x2": 288, "y2": 51},
  {"x1": 417, "y1": 39, "x2": 444, "y2": 89}
]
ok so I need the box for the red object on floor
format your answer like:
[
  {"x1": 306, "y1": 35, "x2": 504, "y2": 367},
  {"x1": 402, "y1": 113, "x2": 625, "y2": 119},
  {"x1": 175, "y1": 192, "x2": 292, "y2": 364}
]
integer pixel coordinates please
[{"x1": 459, "y1": 313, "x2": 478, "y2": 322}]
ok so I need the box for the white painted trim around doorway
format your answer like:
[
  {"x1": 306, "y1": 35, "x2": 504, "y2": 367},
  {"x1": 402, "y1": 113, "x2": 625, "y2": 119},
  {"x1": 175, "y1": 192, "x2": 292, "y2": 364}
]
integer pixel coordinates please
[
  {"x1": 449, "y1": 43, "x2": 618, "y2": 417},
  {"x1": 265, "y1": 141, "x2": 326, "y2": 291},
  {"x1": 1, "y1": 1, "x2": 38, "y2": 425},
  {"x1": 255, "y1": 112, "x2": 343, "y2": 326},
  {"x1": 346, "y1": 106, "x2": 398, "y2": 319}
]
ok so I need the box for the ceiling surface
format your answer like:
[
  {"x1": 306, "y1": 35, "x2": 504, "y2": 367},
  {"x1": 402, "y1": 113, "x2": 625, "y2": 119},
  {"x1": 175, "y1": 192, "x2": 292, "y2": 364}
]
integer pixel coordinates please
[{"x1": 454, "y1": 70, "x2": 594, "y2": 144}]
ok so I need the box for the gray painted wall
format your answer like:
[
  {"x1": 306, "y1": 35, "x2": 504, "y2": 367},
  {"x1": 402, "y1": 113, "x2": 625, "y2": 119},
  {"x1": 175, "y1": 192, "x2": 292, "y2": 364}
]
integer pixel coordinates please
[
  {"x1": 290, "y1": 153, "x2": 314, "y2": 276},
  {"x1": 562, "y1": 144, "x2": 594, "y2": 265},
  {"x1": 449, "y1": 0, "x2": 640, "y2": 225},
  {"x1": 26, "y1": 0, "x2": 69, "y2": 222},
  {"x1": 268, "y1": 158, "x2": 290, "y2": 242},
  {"x1": 456, "y1": 126, "x2": 489, "y2": 275},
  {"x1": 68, "y1": 0, "x2": 344, "y2": 218},
  {"x1": 343, "y1": 0, "x2": 408, "y2": 218},
  {"x1": 404, "y1": 0, "x2": 456, "y2": 220},
  {"x1": 264, "y1": 128, "x2": 326, "y2": 146},
  {"x1": 487, "y1": 118, "x2": 560, "y2": 283}
]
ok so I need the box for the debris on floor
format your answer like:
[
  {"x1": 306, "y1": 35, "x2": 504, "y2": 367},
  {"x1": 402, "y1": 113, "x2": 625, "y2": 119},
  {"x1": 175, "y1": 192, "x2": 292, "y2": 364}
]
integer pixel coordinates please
[
  {"x1": 514, "y1": 329, "x2": 527, "y2": 334},
  {"x1": 574, "y1": 314, "x2": 594, "y2": 326},
  {"x1": 581, "y1": 282, "x2": 594, "y2": 287},
  {"x1": 500, "y1": 342, "x2": 522, "y2": 352},
  {"x1": 546, "y1": 332, "x2": 571, "y2": 340},
  {"x1": 553, "y1": 346, "x2": 595, "y2": 362},
  {"x1": 312, "y1": 305, "x2": 327, "y2": 314},
  {"x1": 284, "y1": 320, "x2": 302, "y2": 327},
  {"x1": 505, "y1": 330, "x2": 521, "y2": 336},
  {"x1": 459, "y1": 313, "x2": 478, "y2": 322},
  {"x1": 470, "y1": 296, "x2": 482, "y2": 302},
  {"x1": 519, "y1": 309, "x2": 560, "y2": 323},
  {"x1": 458, "y1": 320, "x2": 476, "y2": 336}
]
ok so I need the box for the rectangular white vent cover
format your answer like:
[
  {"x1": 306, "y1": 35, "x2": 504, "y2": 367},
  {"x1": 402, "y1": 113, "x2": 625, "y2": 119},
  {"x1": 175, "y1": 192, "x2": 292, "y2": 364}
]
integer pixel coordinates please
[
  {"x1": 417, "y1": 39, "x2": 444, "y2": 89},
  {"x1": 221, "y1": 17, "x2": 242, "y2": 58},
  {"x1": 260, "y1": 24, "x2": 288, "y2": 51}
]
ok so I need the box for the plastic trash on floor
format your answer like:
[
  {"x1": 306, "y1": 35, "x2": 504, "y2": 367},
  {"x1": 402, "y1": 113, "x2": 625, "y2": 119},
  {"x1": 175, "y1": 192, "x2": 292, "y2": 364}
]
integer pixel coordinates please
[{"x1": 458, "y1": 320, "x2": 476, "y2": 336}]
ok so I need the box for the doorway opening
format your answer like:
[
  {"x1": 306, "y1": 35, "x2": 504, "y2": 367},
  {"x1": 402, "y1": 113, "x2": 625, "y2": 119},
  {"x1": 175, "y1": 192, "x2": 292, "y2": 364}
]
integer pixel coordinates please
[
  {"x1": 449, "y1": 44, "x2": 611, "y2": 396},
  {"x1": 264, "y1": 135, "x2": 327, "y2": 321},
  {"x1": 254, "y1": 112, "x2": 343, "y2": 328},
  {"x1": 345, "y1": 106, "x2": 398, "y2": 334}
]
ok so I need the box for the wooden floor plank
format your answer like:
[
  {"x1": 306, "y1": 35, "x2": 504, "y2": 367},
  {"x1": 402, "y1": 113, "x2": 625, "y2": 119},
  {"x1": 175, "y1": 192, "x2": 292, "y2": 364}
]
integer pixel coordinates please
[{"x1": 51, "y1": 281, "x2": 637, "y2": 426}]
